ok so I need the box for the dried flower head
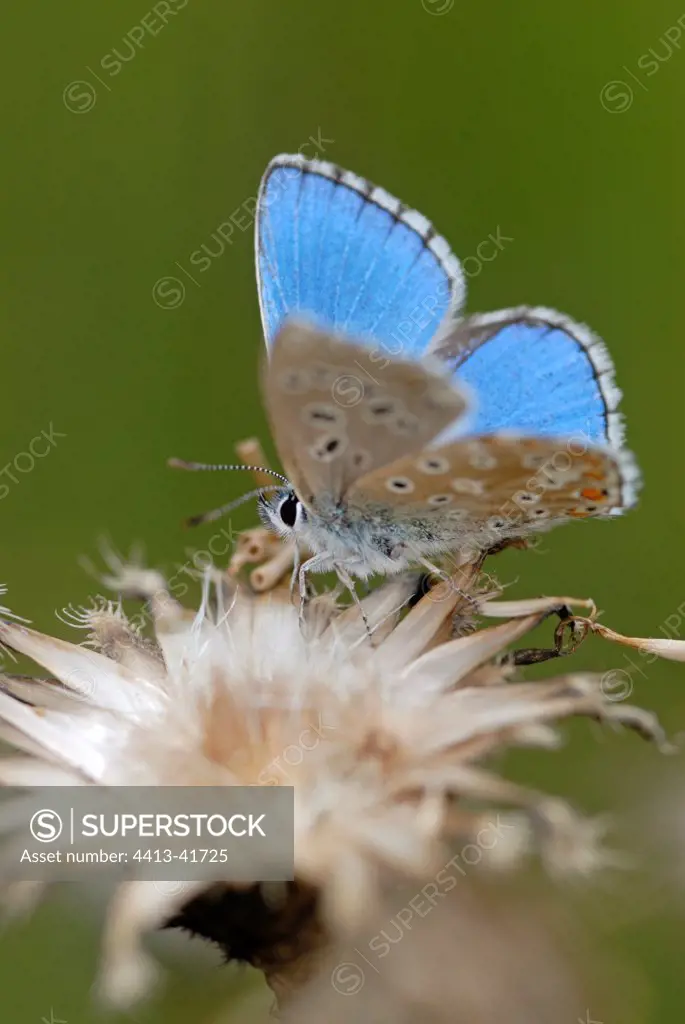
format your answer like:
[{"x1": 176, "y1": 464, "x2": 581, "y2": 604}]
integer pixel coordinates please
[{"x1": 0, "y1": 529, "x2": 668, "y2": 1018}]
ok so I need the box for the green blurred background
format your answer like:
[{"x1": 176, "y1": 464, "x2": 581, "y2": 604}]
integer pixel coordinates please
[{"x1": 2, "y1": 0, "x2": 685, "y2": 1019}]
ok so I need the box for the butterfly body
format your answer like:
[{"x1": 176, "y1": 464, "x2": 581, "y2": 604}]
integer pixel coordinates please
[
  {"x1": 259, "y1": 485, "x2": 472, "y2": 581},
  {"x1": 258, "y1": 488, "x2": 414, "y2": 579}
]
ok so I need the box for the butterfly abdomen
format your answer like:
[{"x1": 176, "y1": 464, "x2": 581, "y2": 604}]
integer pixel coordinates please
[{"x1": 301, "y1": 496, "x2": 473, "y2": 577}]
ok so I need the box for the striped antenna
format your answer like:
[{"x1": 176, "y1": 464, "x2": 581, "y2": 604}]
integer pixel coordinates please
[
  {"x1": 183, "y1": 485, "x2": 284, "y2": 528},
  {"x1": 168, "y1": 458, "x2": 290, "y2": 485},
  {"x1": 168, "y1": 458, "x2": 290, "y2": 528}
]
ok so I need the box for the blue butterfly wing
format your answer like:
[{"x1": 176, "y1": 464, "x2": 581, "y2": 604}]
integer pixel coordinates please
[
  {"x1": 432, "y1": 306, "x2": 625, "y2": 448},
  {"x1": 256, "y1": 155, "x2": 466, "y2": 358}
]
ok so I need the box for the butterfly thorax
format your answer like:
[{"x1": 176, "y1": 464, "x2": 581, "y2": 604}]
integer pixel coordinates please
[{"x1": 300, "y1": 494, "x2": 485, "y2": 580}]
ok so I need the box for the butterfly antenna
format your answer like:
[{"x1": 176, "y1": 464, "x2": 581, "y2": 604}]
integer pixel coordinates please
[
  {"x1": 184, "y1": 485, "x2": 284, "y2": 528},
  {"x1": 168, "y1": 458, "x2": 290, "y2": 486}
]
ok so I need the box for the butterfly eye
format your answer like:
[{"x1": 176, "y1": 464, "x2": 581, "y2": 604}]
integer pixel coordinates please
[{"x1": 278, "y1": 493, "x2": 301, "y2": 528}]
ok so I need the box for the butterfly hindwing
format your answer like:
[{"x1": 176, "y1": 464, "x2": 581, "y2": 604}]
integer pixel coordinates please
[
  {"x1": 256, "y1": 154, "x2": 465, "y2": 356},
  {"x1": 345, "y1": 433, "x2": 640, "y2": 538},
  {"x1": 431, "y1": 306, "x2": 624, "y2": 447},
  {"x1": 261, "y1": 321, "x2": 470, "y2": 504}
]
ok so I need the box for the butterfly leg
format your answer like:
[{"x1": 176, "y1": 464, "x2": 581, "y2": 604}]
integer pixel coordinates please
[
  {"x1": 296, "y1": 553, "x2": 332, "y2": 627},
  {"x1": 288, "y1": 545, "x2": 302, "y2": 601},
  {"x1": 486, "y1": 537, "x2": 529, "y2": 556},
  {"x1": 416, "y1": 555, "x2": 482, "y2": 619},
  {"x1": 333, "y1": 564, "x2": 371, "y2": 636},
  {"x1": 417, "y1": 555, "x2": 450, "y2": 582}
]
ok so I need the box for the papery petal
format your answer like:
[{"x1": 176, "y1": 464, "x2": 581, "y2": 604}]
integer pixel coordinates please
[
  {"x1": 581, "y1": 619, "x2": 685, "y2": 661},
  {"x1": 398, "y1": 613, "x2": 546, "y2": 697}
]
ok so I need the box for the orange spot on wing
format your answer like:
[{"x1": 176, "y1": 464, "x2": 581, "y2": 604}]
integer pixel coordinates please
[{"x1": 580, "y1": 487, "x2": 605, "y2": 501}]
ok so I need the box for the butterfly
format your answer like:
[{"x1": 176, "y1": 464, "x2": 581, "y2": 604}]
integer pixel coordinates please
[{"x1": 175, "y1": 154, "x2": 640, "y2": 601}]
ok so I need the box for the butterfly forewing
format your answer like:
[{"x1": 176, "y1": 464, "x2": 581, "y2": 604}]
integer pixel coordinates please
[
  {"x1": 345, "y1": 433, "x2": 639, "y2": 535},
  {"x1": 261, "y1": 320, "x2": 470, "y2": 504},
  {"x1": 256, "y1": 154, "x2": 465, "y2": 352}
]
